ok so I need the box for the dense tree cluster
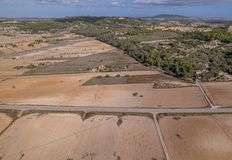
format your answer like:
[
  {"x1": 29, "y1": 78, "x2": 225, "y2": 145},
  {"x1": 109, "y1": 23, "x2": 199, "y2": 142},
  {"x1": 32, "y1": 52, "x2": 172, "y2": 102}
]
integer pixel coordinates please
[{"x1": 183, "y1": 29, "x2": 232, "y2": 43}]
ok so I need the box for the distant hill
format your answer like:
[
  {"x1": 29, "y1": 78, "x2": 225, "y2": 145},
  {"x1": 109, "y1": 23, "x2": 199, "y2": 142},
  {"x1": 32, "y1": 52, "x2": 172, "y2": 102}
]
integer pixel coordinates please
[
  {"x1": 141, "y1": 14, "x2": 195, "y2": 20},
  {"x1": 155, "y1": 14, "x2": 188, "y2": 18}
]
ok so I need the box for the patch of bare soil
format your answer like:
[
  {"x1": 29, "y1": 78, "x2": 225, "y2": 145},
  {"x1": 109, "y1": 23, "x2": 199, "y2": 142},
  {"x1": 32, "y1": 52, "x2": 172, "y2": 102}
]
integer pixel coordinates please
[
  {"x1": 212, "y1": 114, "x2": 232, "y2": 139},
  {"x1": 0, "y1": 73, "x2": 207, "y2": 108},
  {"x1": 202, "y1": 82, "x2": 232, "y2": 107},
  {"x1": 159, "y1": 115, "x2": 232, "y2": 160}
]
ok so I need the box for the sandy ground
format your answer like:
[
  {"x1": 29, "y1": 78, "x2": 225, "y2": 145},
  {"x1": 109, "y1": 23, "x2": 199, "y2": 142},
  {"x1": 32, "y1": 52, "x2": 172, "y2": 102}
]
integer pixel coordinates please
[
  {"x1": 202, "y1": 82, "x2": 232, "y2": 107},
  {"x1": 159, "y1": 115, "x2": 232, "y2": 160},
  {"x1": 0, "y1": 113, "x2": 165, "y2": 160},
  {"x1": 0, "y1": 72, "x2": 207, "y2": 108},
  {"x1": 0, "y1": 113, "x2": 12, "y2": 132}
]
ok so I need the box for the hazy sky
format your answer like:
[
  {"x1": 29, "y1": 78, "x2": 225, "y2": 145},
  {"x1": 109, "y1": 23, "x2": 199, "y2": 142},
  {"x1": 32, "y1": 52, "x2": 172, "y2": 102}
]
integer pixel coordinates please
[{"x1": 0, "y1": 0, "x2": 232, "y2": 19}]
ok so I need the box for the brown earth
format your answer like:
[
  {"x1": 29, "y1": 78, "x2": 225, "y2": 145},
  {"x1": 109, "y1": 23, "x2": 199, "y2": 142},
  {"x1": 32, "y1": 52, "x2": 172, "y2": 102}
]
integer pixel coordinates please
[
  {"x1": 159, "y1": 115, "x2": 232, "y2": 160},
  {"x1": 212, "y1": 114, "x2": 232, "y2": 139},
  {"x1": 0, "y1": 113, "x2": 165, "y2": 160},
  {"x1": 0, "y1": 72, "x2": 207, "y2": 108},
  {"x1": 0, "y1": 113, "x2": 12, "y2": 133},
  {"x1": 202, "y1": 82, "x2": 232, "y2": 107}
]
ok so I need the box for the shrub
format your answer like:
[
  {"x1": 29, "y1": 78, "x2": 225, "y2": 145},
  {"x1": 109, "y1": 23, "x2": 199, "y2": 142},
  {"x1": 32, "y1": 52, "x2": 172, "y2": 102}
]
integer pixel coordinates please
[
  {"x1": 26, "y1": 63, "x2": 37, "y2": 69},
  {"x1": 132, "y1": 92, "x2": 138, "y2": 96}
]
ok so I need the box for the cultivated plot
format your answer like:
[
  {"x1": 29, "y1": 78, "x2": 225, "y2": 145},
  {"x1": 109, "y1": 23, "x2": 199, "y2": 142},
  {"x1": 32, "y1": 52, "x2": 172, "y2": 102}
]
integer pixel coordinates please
[
  {"x1": 159, "y1": 114, "x2": 232, "y2": 160},
  {"x1": 0, "y1": 72, "x2": 207, "y2": 108},
  {"x1": 202, "y1": 82, "x2": 232, "y2": 107},
  {"x1": 0, "y1": 113, "x2": 165, "y2": 160}
]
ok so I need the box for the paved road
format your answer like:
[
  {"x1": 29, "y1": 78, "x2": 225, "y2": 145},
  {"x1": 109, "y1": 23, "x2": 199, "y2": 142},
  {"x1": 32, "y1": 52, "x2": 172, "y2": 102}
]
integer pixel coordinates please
[{"x1": 0, "y1": 104, "x2": 232, "y2": 114}]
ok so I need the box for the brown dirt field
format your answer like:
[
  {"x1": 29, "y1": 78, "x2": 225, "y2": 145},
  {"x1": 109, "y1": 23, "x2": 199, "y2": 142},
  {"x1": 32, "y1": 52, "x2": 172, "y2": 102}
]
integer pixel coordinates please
[
  {"x1": 212, "y1": 114, "x2": 232, "y2": 139},
  {"x1": 0, "y1": 113, "x2": 165, "y2": 160},
  {"x1": 0, "y1": 113, "x2": 12, "y2": 133},
  {"x1": 0, "y1": 72, "x2": 207, "y2": 108},
  {"x1": 159, "y1": 115, "x2": 232, "y2": 160},
  {"x1": 202, "y1": 82, "x2": 232, "y2": 107}
]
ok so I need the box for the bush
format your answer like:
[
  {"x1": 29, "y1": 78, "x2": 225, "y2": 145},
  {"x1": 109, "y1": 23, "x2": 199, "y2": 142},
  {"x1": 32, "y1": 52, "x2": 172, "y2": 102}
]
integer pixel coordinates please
[
  {"x1": 132, "y1": 92, "x2": 138, "y2": 96},
  {"x1": 26, "y1": 64, "x2": 37, "y2": 69}
]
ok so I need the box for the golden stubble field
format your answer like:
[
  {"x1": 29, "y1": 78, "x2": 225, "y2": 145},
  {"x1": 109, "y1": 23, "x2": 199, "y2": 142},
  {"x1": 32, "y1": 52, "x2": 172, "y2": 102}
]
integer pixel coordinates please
[
  {"x1": 0, "y1": 113, "x2": 165, "y2": 160},
  {"x1": 159, "y1": 114, "x2": 232, "y2": 160},
  {"x1": 0, "y1": 71, "x2": 208, "y2": 108}
]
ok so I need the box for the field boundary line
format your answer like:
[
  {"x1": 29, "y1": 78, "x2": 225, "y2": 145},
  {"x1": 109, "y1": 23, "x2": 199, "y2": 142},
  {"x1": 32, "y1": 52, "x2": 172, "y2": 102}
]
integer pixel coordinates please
[{"x1": 153, "y1": 114, "x2": 171, "y2": 160}]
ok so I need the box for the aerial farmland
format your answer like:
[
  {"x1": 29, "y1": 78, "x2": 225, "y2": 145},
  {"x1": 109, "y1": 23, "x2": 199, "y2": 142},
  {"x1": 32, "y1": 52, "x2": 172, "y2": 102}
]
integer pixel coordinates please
[{"x1": 0, "y1": 16, "x2": 232, "y2": 160}]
